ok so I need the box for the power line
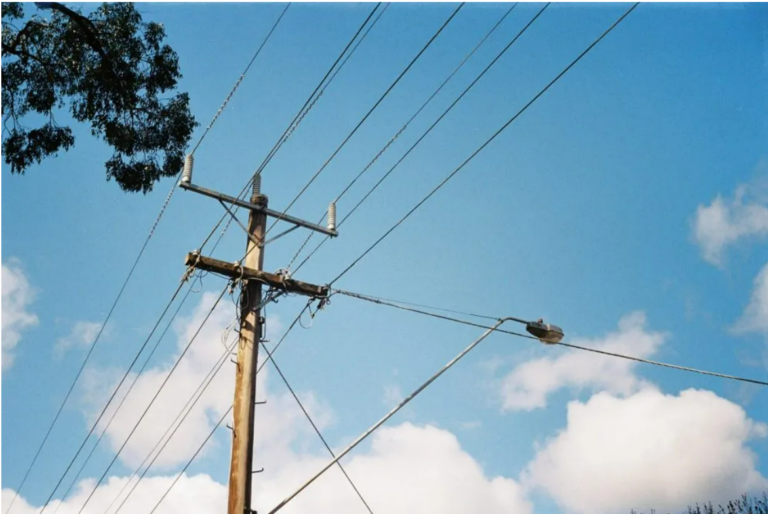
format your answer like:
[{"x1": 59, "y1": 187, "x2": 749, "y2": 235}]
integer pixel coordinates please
[
  {"x1": 79, "y1": 12, "x2": 380, "y2": 504},
  {"x1": 106, "y1": 313, "x2": 239, "y2": 514},
  {"x1": 556, "y1": 341, "x2": 768, "y2": 387},
  {"x1": 287, "y1": 2, "x2": 519, "y2": 272},
  {"x1": 149, "y1": 405, "x2": 233, "y2": 514},
  {"x1": 76, "y1": 285, "x2": 267, "y2": 514},
  {"x1": 263, "y1": 345, "x2": 375, "y2": 514},
  {"x1": 5, "y1": 9, "x2": 293, "y2": 510},
  {"x1": 110, "y1": 298, "x2": 312, "y2": 514},
  {"x1": 255, "y1": 3, "x2": 465, "y2": 253},
  {"x1": 51, "y1": 281, "x2": 200, "y2": 514},
  {"x1": 189, "y1": 3, "x2": 291, "y2": 156},
  {"x1": 249, "y1": 2, "x2": 385, "y2": 183},
  {"x1": 36, "y1": 280, "x2": 188, "y2": 514},
  {"x1": 194, "y1": 2, "x2": 385, "y2": 257},
  {"x1": 334, "y1": 289, "x2": 768, "y2": 388},
  {"x1": 330, "y1": 3, "x2": 639, "y2": 286},
  {"x1": 335, "y1": 289, "x2": 530, "y2": 336},
  {"x1": 84, "y1": 14, "x2": 381, "y2": 504},
  {"x1": 292, "y1": 1, "x2": 545, "y2": 275},
  {"x1": 267, "y1": 318, "x2": 512, "y2": 514},
  {"x1": 145, "y1": 302, "x2": 312, "y2": 514},
  {"x1": 5, "y1": 188, "x2": 177, "y2": 514}
]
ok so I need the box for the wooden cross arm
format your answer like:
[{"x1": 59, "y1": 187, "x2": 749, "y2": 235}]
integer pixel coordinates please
[{"x1": 185, "y1": 253, "x2": 329, "y2": 299}]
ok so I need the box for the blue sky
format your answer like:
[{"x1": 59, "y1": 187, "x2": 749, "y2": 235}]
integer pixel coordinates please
[{"x1": 2, "y1": 2, "x2": 767, "y2": 514}]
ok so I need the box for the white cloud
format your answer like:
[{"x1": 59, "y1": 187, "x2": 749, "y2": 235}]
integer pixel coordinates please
[
  {"x1": 500, "y1": 312, "x2": 665, "y2": 411},
  {"x1": 2, "y1": 260, "x2": 38, "y2": 370},
  {"x1": 80, "y1": 291, "x2": 239, "y2": 470},
  {"x1": 524, "y1": 388, "x2": 768, "y2": 514},
  {"x1": 50, "y1": 288, "x2": 531, "y2": 514},
  {"x1": 55, "y1": 321, "x2": 103, "y2": 357},
  {"x1": 3, "y1": 422, "x2": 531, "y2": 514},
  {"x1": 252, "y1": 422, "x2": 532, "y2": 514},
  {"x1": 693, "y1": 180, "x2": 768, "y2": 266},
  {"x1": 2, "y1": 473, "x2": 227, "y2": 514},
  {"x1": 733, "y1": 261, "x2": 768, "y2": 336}
]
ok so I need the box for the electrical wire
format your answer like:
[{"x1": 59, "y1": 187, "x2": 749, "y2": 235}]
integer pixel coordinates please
[
  {"x1": 249, "y1": 2, "x2": 388, "y2": 181},
  {"x1": 193, "y1": 2, "x2": 385, "y2": 257},
  {"x1": 189, "y1": 3, "x2": 291, "y2": 156},
  {"x1": 286, "y1": 2, "x2": 518, "y2": 272},
  {"x1": 144, "y1": 302, "x2": 311, "y2": 514},
  {"x1": 263, "y1": 347, "x2": 375, "y2": 514},
  {"x1": 73, "y1": 18, "x2": 353, "y2": 493},
  {"x1": 76, "y1": 285, "x2": 241, "y2": 514},
  {"x1": 335, "y1": 289, "x2": 768, "y2": 388},
  {"x1": 51, "y1": 281, "x2": 199, "y2": 514},
  {"x1": 106, "y1": 318, "x2": 239, "y2": 514},
  {"x1": 555, "y1": 342, "x2": 768, "y2": 387},
  {"x1": 333, "y1": 288, "x2": 514, "y2": 323},
  {"x1": 149, "y1": 405, "x2": 233, "y2": 514},
  {"x1": 330, "y1": 3, "x2": 640, "y2": 286},
  {"x1": 251, "y1": 3, "x2": 465, "y2": 258},
  {"x1": 5, "y1": 10, "x2": 293, "y2": 511},
  {"x1": 36, "y1": 280, "x2": 187, "y2": 514},
  {"x1": 267, "y1": 318, "x2": 511, "y2": 514},
  {"x1": 5, "y1": 188, "x2": 177, "y2": 514},
  {"x1": 108, "y1": 297, "x2": 308, "y2": 514},
  {"x1": 334, "y1": 289, "x2": 530, "y2": 335},
  {"x1": 327, "y1": 1, "x2": 548, "y2": 231}
]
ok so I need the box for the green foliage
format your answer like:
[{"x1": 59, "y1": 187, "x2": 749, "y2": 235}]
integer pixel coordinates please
[
  {"x1": 1, "y1": 2, "x2": 197, "y2": 192},
  {"x1": 630, "y1": 493, "x2": 768, "y2": 514}
]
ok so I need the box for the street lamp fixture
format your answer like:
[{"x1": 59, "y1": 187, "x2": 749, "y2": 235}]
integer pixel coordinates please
[{"x1": 525, "y1": 319, "x2": 564, "y2": 344}]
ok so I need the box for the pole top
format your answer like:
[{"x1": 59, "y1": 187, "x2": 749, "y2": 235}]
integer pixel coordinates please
[{"x1": 252, "y1": 193, "x2": 268, "y2": 206}]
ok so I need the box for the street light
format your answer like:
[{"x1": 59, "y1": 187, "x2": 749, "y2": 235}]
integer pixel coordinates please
[{"x1": 525, "y1": 319, "x2": 564, "y2": 344}]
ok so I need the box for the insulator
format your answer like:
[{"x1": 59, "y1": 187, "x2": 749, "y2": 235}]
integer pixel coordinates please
[
  {"x1": 328, "y1": 201, "x2": 337, "y2": 231},
  {"x1": 252, "y1": 173, "x2": 262, "y2": 196},
  {"x1": 181, "y1": 154, "x2": 194, "y2": 184}
]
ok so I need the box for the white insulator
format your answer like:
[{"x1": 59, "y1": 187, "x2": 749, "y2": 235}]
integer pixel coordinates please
[
  {"x1": 328, "y1": 201, "x2": 337, "y2": 231},
  {"x1": 181, "y1": 154, "x2": 194, "y2": 184},
  {"x1": 252, "y1": 173, "x2": 262, "y2": 196}
]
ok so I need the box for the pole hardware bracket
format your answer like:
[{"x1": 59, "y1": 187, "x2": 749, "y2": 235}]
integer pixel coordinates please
[
  {"x1": 185, "y1": 253, "x2": 329, "y2": 299},
  {"x1": 180, "y1": 181, "x2": 338, "y2": 238}
]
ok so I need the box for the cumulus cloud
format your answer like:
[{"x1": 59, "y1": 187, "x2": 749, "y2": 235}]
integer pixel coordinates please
[
  {"x1": 524, "y1": 388, "x2": 768, "y2": 514},
  {"x1": 501, "y1": 312, "x2": 665, "y2": 411},
  {"x1": 733, "y1": 261, "x2": 768, "y2": 336},
  {"x1": 36, "y1": 288, "x2": 531, "y2": 514},
  {"x1": 252, "y1": 422, "x2": 532, "y2": 514},
  {"x1": 3, "y1": 423, "x2": 531, "y2": 514},
  {"x1": 80, "y1": 291, "x2": 241, "y2": 469},
  {"x1": 2, "y1": 260, "x2": 38, "y2": 370},
  {"x1": 693, "y1": 180, "x2": 768, "y2": 266},
  {"x1": 2, "y1": 473, "x2": 226, "y2": 514},
  {"x1": 55, "y1": 321, "x2": 103, "y2": 357}
]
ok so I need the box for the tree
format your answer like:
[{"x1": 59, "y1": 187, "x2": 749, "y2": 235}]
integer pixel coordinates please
[
  {"x1": 1, "y1": 2, "x2": 197, "y2": 193},
  {"x1": 630, "y1": 493, "x2": 768, "y2": 514}
]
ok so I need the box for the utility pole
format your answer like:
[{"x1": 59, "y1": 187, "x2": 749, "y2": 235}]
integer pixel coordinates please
[
  {"x1": 178, "y1": 156, "x2": 336, "y2": 514},
  {"x1": 228, "y1": 184, "x2": 267, "y2": 514}
]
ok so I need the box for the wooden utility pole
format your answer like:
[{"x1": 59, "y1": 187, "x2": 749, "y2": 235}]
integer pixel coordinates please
[
  {"x1": 178, "y1": 156, "x2": 336, "y2": 514},
  {"x1": 228, "y1": 190, "x2": 267, "y2": 514}
]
